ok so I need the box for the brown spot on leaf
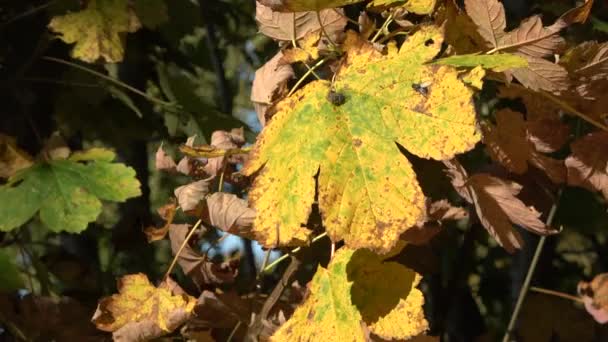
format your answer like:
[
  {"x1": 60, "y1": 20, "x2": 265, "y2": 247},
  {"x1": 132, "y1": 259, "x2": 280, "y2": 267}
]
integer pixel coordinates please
[{"x1": 352, "y1": 139, "x2": 362, "y2": 147}]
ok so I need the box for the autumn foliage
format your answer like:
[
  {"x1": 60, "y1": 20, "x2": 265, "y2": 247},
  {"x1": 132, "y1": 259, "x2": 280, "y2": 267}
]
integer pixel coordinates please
[{"x1": 4, "y1": 0, "x2": 608, "y2": 341}]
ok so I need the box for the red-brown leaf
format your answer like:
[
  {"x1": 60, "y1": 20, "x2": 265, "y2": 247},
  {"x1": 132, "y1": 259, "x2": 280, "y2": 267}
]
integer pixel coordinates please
[
  {"x1": 565, "y1": 131, "x2": 608, "y2": 200},
  {"x1": 578, "y1": 273, "x2": 608, "y2": 324}
]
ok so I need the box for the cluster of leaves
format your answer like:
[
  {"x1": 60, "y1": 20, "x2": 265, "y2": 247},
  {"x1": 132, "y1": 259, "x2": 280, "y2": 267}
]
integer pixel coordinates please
[{"x1": 4, "y1": 0, "x2": 608, "y2": 340}]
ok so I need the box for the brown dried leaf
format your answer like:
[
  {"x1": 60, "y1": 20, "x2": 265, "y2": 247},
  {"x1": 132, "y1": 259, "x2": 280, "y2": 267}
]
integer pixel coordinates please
[
  {"x1": 174, "y1": 178, "x2": 213, "y2": 212},
  {"x1": 256, "y1": 2, "x2": 346, "y2": 41},
  {"x1": 358, "y1": 11, "x2": 375, "y2": 40},
  {"x1": 144, "y1": 201, "x2": 178, "y2": 242},
  {"x1": 482, "y1": 109, "x2": 566, "y2": 183},
  {"x1": 482, "y1": 109, "x2": 529, "y2": 174},
  {"x1": 463, "y1": 0, "x2": 506, "y2": 49},
  {"x1": 205, "y1": 192, "x2": 256, "y2": 240},
  {"x1": 252, "y1": 51, "x2": 295, "y2": 127},
  {"x1": 498, "y1": 16, "x2": 564, "y2": 58},
  {"x1": 42, "y1": 132, "x2": 71, "y2": 161},
  {"x1": 0, "y1": 134, "x2": 33, "y2": 179},
  {"x1": 509, "y1": 56, "x2": 568, "y2": 93},
  {"x1": 441, "y1": 0, "x2": 486, "y2": 54},
  {"x1": 565, "y1": 131, "x2": 608, "y2": 200},
  {"x1": 155, "y1": 144, "x2": 177, "y2": 172},
  {"x1": 192, "y1": 290, "x2": 251, "y2": 329},
  {"x1": 258, "y1": 0, "x2": 363, "y2": 12},
  {"x1": 526, "y1": 117, "x2": 570, "y2": 153},
  {"x1": 562, "y1": 41, "x2": 608, "y2": 75},
  {"x1": 497, "y1": 85, "x2": 562, "y2": 121},
  {"x1": 204, "y1": 128, "x2": 246, "y2": 177},
  {"x1": 445, "y1": 159, "x2": 556, "y2": 253},
  {"x1": 169, "y1": 224, "x2": 239, "y2": 287},
  {"x1": 402, "y1": 200, "x2": 468, "y2": 245},
  {"x1": 578, "y1": 273, "x2": 608, "y2": 324}
]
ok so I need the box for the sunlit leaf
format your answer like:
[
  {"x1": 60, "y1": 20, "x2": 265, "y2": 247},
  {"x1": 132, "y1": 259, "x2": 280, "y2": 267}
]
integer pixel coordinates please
[
  {"x1": 244, "y1": 26, "x2": 480, "y2": 253},
  {"x1": 92, "y1": 273, "x2": 196, "y2": 334},
  {"x1": 271, "y1": 248, "x2": 427, "y2": 341}
]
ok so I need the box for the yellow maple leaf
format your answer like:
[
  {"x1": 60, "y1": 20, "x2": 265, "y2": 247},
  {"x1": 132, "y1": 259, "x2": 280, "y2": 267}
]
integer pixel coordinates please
[
  {"x1": 271, "y1": 248, "x2": 428, "y2": 341},
  {"x1": 92, "y1": 273, "x2": 196, "y2": 333},
  {"x1": 48, "y1": 0, "x2": 141, "y2": 63},
  {"x1": 244, "y1": 25, "x2": 481, "y2": 253}
]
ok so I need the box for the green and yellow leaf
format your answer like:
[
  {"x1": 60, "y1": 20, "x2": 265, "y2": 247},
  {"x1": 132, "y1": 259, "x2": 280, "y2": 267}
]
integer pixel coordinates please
[
  {"x1": 92, "y1": 273, "x2": 196, "y2": 333},
  {"x1": 0, "y1": 148, "x2": 141, "y2": 233},
  {"x1": 271, "y1": 248, "x2": 428, "y2": 341},
  {"x1": 48, "y1": 0, "x2": 141, "y2": 63},
  {"x1": 433, "y1": 53, "x2": 528, "y2": 72},
  {"x1": 244, "y1": 26, "x2": 480, "y2": 253}
]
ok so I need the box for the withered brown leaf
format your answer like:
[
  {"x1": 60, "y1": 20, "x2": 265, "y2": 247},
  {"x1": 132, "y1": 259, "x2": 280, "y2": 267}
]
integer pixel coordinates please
[
  {"x1": 169, "y1": 224, "x2": 239, "y2": 288},
  {"x1": 444, "y1": 159, "x2": 556, "y2": 253},
  {"x1": 463, "y1": 0, "x2": 505, "y2": 49},
  {"x1": 565, "y1": 131, "x2": 608, "y2": 200},
  {"x1": 204, "y1": 192, "x2": 256, "y2": 240},
  {"x1": 251, "y1": 51, "x2": 295, "y2": 126}
]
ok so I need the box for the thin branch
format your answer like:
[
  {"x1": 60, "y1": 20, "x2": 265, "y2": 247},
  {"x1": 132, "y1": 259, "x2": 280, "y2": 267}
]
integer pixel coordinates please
[
  {"x1": 163, "y1": 219, "x2": 203, "y2": 280},
  {"x1": 288, "y1": 58, "x2": 328, "y2": 97},
  {"x1": 502, "y1": 189, "x2": 562, "y2": 342},
  {"x1": 42, "y1": 56, "x2": 178, "y2": 108},
  {"x1": 529, "y1": 286, "x2": 583, "y2": 303},
  {"x1": 261, "y1": 232, "x2": 328, "y2": 274}
]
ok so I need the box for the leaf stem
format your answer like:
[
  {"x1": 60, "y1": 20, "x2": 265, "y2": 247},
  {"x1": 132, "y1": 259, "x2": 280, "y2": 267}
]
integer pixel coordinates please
[
  {"x1": 163, "y1": 219, "x2": 202, "y2": 280},
  {"x1": 261, "y1": 232, "x2": 328, "y2": 274},
  {"x1": 42, "y1": 56, "x2": 178, "y2": 108},
  {"x1": 287, "y1": 58, "x2": 328, "y2": 97},
  {"x1": 371, "y1": 14, "x2": 394, "y2": 43},
  {"x1": 502, "y1": 189, "x2": 562, "y2": 342},
  {"x1": 529, "y1": 286, "x2": 583, "y2": 303}
]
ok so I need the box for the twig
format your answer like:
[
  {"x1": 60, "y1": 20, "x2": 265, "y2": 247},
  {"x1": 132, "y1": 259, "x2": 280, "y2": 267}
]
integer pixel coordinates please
[
  {"x1": 261, "y1": 232, "x2": 328, "y2": 274},
  {"x1": 529, "y1": 286, "x2": 583, "y2": 303},
  {"x1": 42, "y1": 56, "x2": 177, "y2": 108},
  {"x1": 248, "y1": 256, "x2": 302, "y2": 340},
  {"x1": 179, "y1": 145, "x2": 252, "y2": 158},
  {"x1": 502, "y1": 189, "x2": 562, "y2": 342},
  {"x1": 371, "y1": 14, "x2": 394, "y2": 43},
  {"x1": 163, "y1": 219, "x2": 202, "y2": 280},
  {"x1": 287, "y1": 58, "x2": 328, "y2": 97},
  {"x1": 227, "y1": 321, "x2": 242, "y2": 342}
]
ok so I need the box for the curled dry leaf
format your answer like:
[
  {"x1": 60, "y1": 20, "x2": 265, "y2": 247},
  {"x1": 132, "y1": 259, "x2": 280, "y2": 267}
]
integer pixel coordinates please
[
  {"x1": 92, "y1": 273, "x2": 196, "y2": 340},
  {"x1": 144, "y1": 201, "x2": 177, "y2": 242},
  {"x1": 358, "y1": 11, "x2": 375, "y2": 40},
  {"x1": 578, "y1": 273, "x2": 608, "y2": 324},
  {"x1": 251, "y1": 51, "x2": 295, "y2": 126},
  {"x1": 444, "y1": 159, "x2": 556, "y2": 253},
  {"x1": 169, "y1": 224, "x2": 239, "y2": 287},
  {"x1": 255, "y1": 2, "x2": 346, "y2": 42},
  {"x1": 204, "y1": 128, "x2": 246, "y2": 177},
  {"x1": 204, "y1": 192, "x2": 256, "y2": 240},
  {"x1": 258, "y1": 0, "x2": 364, "y2": 12},
  {"x1": 155, "y1": 144, "x2": 177, "y2": 172},
  {"x1": 565, "y1": 131, "x2": 608, "y2": 201},
  {"x1": 402, "y1": 199, "x2": 468, "y2": 245},
  {"x1": 481, "y1": 109, "x2": 566, "y2": 183},
  {"x1": 42, "y1": 132, "x2": 71, "y2": 161},
  {"x1": 174, "y1": 177, "x2": 213, "y2": 213},
  {"x1": 0, "y1": 134, "x2": 33, "y2": 179}
]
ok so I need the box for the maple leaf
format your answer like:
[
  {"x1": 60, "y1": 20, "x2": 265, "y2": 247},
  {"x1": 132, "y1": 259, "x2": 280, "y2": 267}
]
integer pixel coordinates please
[
  {"x1": 174, "y1": 178, "x2": 213, "y2": 213},
  {"x1": 444, "y1": 159, "x2": 556, "y2": 252},
  {"x1": 578, "y1": 273, "x2": 608, "y2": 324},
  {"x1": 0, "y1": 134, "x2": 33, "y2": 179},
  {"x1": 255, "y1": 2, "x2": 346, "y2": 42},
  {"x1": 481, "y1": 109, "x2": 566, "y2": 183},
  {"x1": 271, "y1": 248, "x2": 427, "y2": 341},
  {"x1": 48, "y1": 0, "x2": 141, "y2": 63},
  {"x1": 402, "y1": 199, "x2": 468, "y2": 245},
  {"x1": 565, "y1": 131, "x2": 608, "y2": 201},
  {"x1": 252, "y1": 51, "x2": 295, "y2": 126},
  {"x1": 433, "y1": 53, "x2": 528, "y2": 71},
  {"x1": 243, "y1": 26, "x2": 481, "y2": 253},
  {"x1": 258, "y1": 0, "x2": 364, "y2": 12},
  {"x1": 92, "y1": 274, "x2": 196, "y2": 336},
  {"x1": 0, "y1": 147, "x2": 140, "y2": 233},
  {"x1": 155, "y1": 144, "x2": 177, "y2": 173},
  {"x1": 463, "y1": 0, "x2": 594, "y2": 93}
]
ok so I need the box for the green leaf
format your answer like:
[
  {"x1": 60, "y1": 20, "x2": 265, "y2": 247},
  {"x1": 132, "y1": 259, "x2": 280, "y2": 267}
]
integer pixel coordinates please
[
  {"x1": 48, "y1": 0, "x2": 141, "y2": 63},
  {"x1": 272, "y1": 248, "x2": 427, "y2": 341},
  {"x1": 134, "y1": 0, "x2": 168, "y2": 29},
  {"x1": 433, "y1": 53, "x2": 529, "y2": 71},
  {"x1": 0, "y1": 149, "x2": 141, "y2": 233},
  {"x1": 243, "y1": 26, "x2": 481, "y2": 253},
  {"x1": 0, "y1": 250, "x2": 24, "y2": 292},
  {"x1": 591, "y1": 16, "x2": 608, "y2": 34}
]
